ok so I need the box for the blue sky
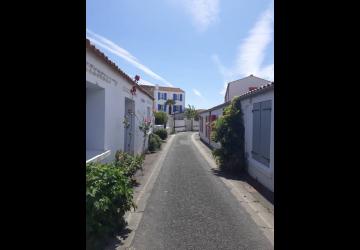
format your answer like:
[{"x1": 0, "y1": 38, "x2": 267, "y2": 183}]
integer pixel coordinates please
[{"x1": 86, "y1": 0, "x2": 273, "y2": 109}]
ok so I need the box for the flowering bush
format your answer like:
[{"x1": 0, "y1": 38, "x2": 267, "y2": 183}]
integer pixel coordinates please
[{"x1": 86, "y1": 161, "x2": 135, "y2": 250}]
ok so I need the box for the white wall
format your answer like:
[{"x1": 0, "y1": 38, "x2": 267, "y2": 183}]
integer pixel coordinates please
[
  {"x1": 86, "y1": 48, "x2": 153, "y2": 162},
  {"x1": 242, "y1": 89, "x2": 274, "y2": 192},
  {"x1": 199, "y1": 88, "x2": 274, "y2": 192},
  {"x1": 154, "y1": 88, "x2": 185, "y2": 112}
]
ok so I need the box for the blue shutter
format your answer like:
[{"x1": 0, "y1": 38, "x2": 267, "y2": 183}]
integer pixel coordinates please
[
  {"x1": 180, "y1": 105, "x2": 182, "y2": 113},
  {"x1": 164, "y1": 93, "x2": 167, "y2": 100},
  {"x1": 173, "y1": 93, "x2": 176, "y2": 100},
  {"x1": 259, "y1": 100, "x2": 272, "y2": 167},
  {"x1": 164, "y1": 104, "x2": 167, "y2": 112},
  {"x1": 158, "y1": 92, "x2": 160, "y2": 100},
  {"x1": 158, "y1": 104, "x2": 161, "y2": 111},
  {"x1": 180, "y1": 94, "x2": 182, "y2": 101},
  {"x1": 252, "y1": 103, "x2": 261, "y2": 162}
]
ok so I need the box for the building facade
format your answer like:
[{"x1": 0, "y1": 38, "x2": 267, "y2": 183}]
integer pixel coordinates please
[
  {"x1": 86, "y1": 39, "x2": 154, "y2": 163},
  {"x1": 140, "y1": 85, "x2": 185, "y2": 114},
  {"x1": 199, "y1": 83, "x2": 274, "y2": 192},
  {"x1": 224, "y1": 75, "x2": 271, "y2": 102}
]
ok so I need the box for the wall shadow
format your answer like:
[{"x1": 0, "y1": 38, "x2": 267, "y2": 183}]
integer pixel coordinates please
[{"x1": 211, "y1": 168, "x2": 274, "y2": 205}]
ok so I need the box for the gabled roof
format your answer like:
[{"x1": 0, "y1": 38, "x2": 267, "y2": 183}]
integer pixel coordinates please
[
  {"x1": 199, "y1": 81, "x2": 274, "y2": 114},
  {"x1": 86, "y1": 39, "x2": 154, "y2": 100},
  {"x1": 140, "y1": 84, "x2": 185, "y2": 93},
  {"x1": 225, "y1": 74, "x2": 272, "y2": 97}
]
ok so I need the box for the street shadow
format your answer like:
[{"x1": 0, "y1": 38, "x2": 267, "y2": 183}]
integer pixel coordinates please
[
  {"x1": 103, "y1": 227, "x2": 132, "y2": 250},
  {"x1": 211, "y1": 168, "x2": 274, "y2": 205}
]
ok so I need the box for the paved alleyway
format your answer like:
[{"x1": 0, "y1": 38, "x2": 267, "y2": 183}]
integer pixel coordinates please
[{"x1": 130, "y1": 132, "x2": 273, "y2": 249}]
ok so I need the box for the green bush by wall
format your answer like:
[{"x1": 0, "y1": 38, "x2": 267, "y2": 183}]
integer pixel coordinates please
[
  {"x1": 154, "y1": 128, "x2": 168, "y2": 140},
  {"x1": 211, "y1": 96, "x2": 246, "y2": 173}
]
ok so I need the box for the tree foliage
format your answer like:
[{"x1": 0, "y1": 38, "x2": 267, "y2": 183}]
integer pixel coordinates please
[
  {"x1": 154, "y1": 111, "x2": 168, "y2": 125},
  {"x1": 211, "y1": 96, "x2": 246, "y2": 173},
  {"x1": 165, "y1": 99, "x2": 176, "y2": 114},
  {"x1": 184, "y1": 105, "x2": 197, "y2": 119}
]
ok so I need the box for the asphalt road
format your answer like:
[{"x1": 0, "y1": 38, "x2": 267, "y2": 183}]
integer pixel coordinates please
[{"x1": 131, "y1": 132, "x2": 273, "y2": 250}]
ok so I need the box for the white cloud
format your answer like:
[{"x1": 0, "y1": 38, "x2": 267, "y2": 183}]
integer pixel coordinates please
[
  {"x1": 193, "y1": 88, "x2": 204, "y2": 98},
  {"x1": 86, "y1": 29, "x2": 173, "y2": 87},
  {"x1": 178, "y1": 0, "x2": 220, "y2": 31},
  {"x1": 212, "y1": 2, "x2": 274, "y2": 95}
]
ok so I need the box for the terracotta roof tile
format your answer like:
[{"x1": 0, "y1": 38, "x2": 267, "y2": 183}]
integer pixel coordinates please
[
  {"x1": 86, "y1": 39, "x2": 154, "y2": 100},
  {"x1": 158, "y1": 86, "x2": 185, "y2": 93}
]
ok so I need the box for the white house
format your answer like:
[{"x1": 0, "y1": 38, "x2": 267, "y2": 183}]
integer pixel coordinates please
[
  {"x1": 199, "y1": 83, "x2": 274, "y2": 192},
  {"x1": 86, "y1": 39, "x2": 154, "y2": 163},
  {"x1": 224, "y1": 75, "x2": 271, "y2": 102},
  {"x1": 140, "y1": 85, "x2": 185, "y2": 114}
]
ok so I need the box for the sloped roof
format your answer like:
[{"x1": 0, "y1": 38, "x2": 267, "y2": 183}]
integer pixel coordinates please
[
  {"x1": 86, "y1": 39, "x2": 154, "y2": 100},
  {"x1": 140, "y1": 84, "x2": 185, "y2": 93},
  {"x1": 199, "y1": 81, "x2": 274, "y2": 114},
  {"x1": 158, "y1": 86, "x2": 185, "y2": 93},
  {"x1": 225, "y1": 74, "x2": 272, "y2": 97},
  {"x1": 139, "y1": 85, "x2": 155, "y2": 98}
]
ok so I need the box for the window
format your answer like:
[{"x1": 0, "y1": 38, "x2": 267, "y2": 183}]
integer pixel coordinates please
[
  {"x1": 172, "y1": 105, "x2": 182, "y2": 113},
  {"x1": 252, "y1": 100, "x2": 272, "y2": 167},
  {"x1": 158, "y1": 104, "x2": 166, "y2": 111},
  {"x1": 172, "y1": 93, "x2": 183, "y2": 101},
  {"x1": 157, "y1": 92, "x2": 167, "y2": 100},
  {"x1": 200, "y1": 116, "x2": 203, "y2": 132}
]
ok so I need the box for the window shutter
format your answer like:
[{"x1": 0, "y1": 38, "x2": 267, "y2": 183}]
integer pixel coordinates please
[
  {"x1": 180, "y1": 94, "x2": 182, "y2": 101},
  {"x1": 158, "y1": 104, "x2": 161, "y2": 111},
  {"x1": 173, "y1": 93, "x2": 176, "y2": 100},
  {"x1": 164, "y1": 93, "x2": 167, "y2": 100},
  {"x1": 259, "y1": 100, "x2": 272, "y2": 166},
  {"x1": 252, "y1": 103, "x2": 261, "y2": 162},
  {"x1": 158, "y1": 92, "x2": 160, "y2": 100},
  {"x1": 179, "y1": 105, "x2": 182, "y2": 113}
]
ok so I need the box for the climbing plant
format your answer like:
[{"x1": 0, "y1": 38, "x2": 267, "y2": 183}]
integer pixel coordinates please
[{"x1": 211, "y1": 96, "x2": 246, "y2": 173}]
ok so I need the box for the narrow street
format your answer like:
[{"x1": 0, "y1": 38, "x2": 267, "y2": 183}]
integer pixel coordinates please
[{"x1": 129, "y1": 132, "x2": 273, "y2": 249}]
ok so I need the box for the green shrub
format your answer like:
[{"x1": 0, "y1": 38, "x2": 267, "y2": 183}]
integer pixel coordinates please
[
  {"x1": 148, "y1": 133, "x2": 161, "y2": 152},
  {"x1": 154, "y1": 111, "x2": 168, "y2": 126},
  {"x1": 154, "y1": 128, "x2": 168, "y2": 140},
  {"x1": 86, "y1": 162, "x2": 135, "y2": 250},
  {"x1": 114, "y1": 150, "x2": 144, "y2": 178},
  {"x1": 211, "y1": 96, "x2": 246, "y2": 173}
]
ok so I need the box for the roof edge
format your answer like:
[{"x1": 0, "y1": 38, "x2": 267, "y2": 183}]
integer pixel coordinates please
[{"x1": 86, "y1": 39, "x2": 154, "y2": 100}]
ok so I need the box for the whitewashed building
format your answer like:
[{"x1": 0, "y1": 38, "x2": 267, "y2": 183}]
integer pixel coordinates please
[
  {"x1": 140, "y1": 85, "x2": 185, "y2": 114},
  {"x1": 224, "y1": 75, "x2": 271, "y2": 102},
  {"x1": 199, "y1": 83, "x2": 274, "y2": 192},
  {"x1": 86, "y1": 39, "x2": 154, "y2": 163}
]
